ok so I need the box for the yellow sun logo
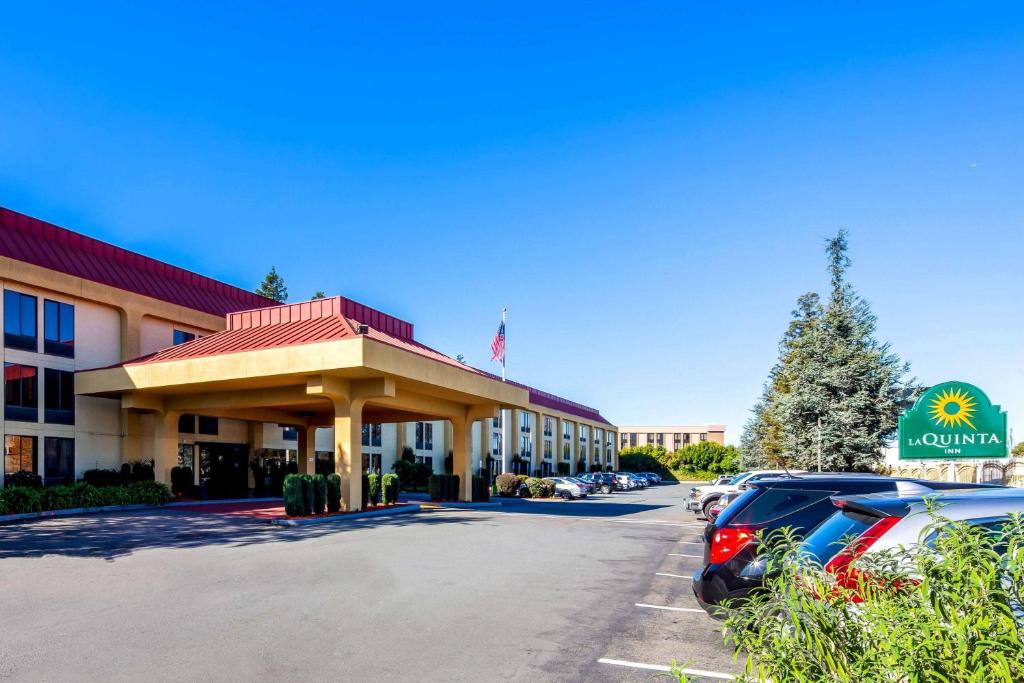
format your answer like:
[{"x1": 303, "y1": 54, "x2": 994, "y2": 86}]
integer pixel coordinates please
[{"x1": 928, "y1": 387, "x2": 978, "y2": 430}]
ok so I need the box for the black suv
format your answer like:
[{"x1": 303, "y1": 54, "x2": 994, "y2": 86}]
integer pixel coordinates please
[{"x1": 691, "y1": 474, "x2": 994, "y2": 616}]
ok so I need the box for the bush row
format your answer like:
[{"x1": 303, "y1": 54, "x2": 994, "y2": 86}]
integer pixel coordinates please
[
  {"x1": 0, "y1": 481, "x2": 172, "y2": 516},
  {"x1": 619, "y1": 442, "x2": 741, "y2": 478},
  {"x1": 428, "y1": 474, "x2": 461, "y2": 501},
  {"x1": 283, "y1": 474, "x2": 342, "y2": 516},
  {"x1": 493, "y1": 473, "x2": 557, "y2": 498}
]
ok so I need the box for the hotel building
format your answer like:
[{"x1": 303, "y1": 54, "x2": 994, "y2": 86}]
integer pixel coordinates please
[
  {"x1": 0, "y1": 206, "x2": 616, "y2": 508},
  {"x1": 618, "y1": 425, "x2": 726, "y2": 450}
]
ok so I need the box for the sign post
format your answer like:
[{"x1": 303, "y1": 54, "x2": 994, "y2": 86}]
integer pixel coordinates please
[{"x1": 898, "y1": 381, "x2": 1007, "y2": 460}]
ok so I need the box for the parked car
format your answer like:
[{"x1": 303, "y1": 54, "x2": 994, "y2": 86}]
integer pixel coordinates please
[
  {"x1": 706, "y1": 491, "x2": 741, "y2": 522},
  {"x1": 585, "y1": 472, "x2": 616, "y2": 493},
  {"x1": 628, "y1": 474, "x2": 648, "y2": 489},
  {"x1": 711, "y1": 474, "x2": 734, "y2": 486},
  {"x1": 614, "y1": 473, "x2": 636, "y2": 490},
  {"x1": 686, "y1": 470, "x2": 806, "y2": 518},
  {"x1": 566, "y1": 476, "x2": 594, "y2": 495},
  {"x1": 691, "y1": 475, "x2": 996, "y2": 616},
  {"x1": 797, "y1": 486, "x2": 1024, "y2": 600},
  {"x1": 639, "y1": 472, "x2": 662, "y2": 485},
  {"x1": 549, "y1": 477, "x2": 586, "y2": 500}
]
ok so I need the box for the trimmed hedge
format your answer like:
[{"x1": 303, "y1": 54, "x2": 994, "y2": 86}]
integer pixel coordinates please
[
  {"x1": 381, "y1": 473, "x2": 400, "y2": 505},
  {"x1": 326, "y1": 474, "x2": 341, "y2": 512},
  {"x1": 311, "y1": 474, "x2": 327, "y2": 515},
  {"x1": 472, "y1": 476, "x2": 489, "y2": 502},
  {"x1": 524, "y1": 477, "x2": 555, "y2": 498},
  {"x1": 283, "y1": 474, "x2": 305, "y2": 516},
  {"x1": 429, "y1": 474, "x2": 468, "y2": 501},
  {"x1": 0, "y1": 481, "x2": 172, "y2": 516},
  {"x1": 361, "y1": 473, "x2": 369, "y2": 510}
]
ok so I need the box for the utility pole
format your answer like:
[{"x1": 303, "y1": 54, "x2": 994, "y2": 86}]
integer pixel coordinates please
[{"x1": 817, "y1": 417, "x2": 823, "y2": 472}]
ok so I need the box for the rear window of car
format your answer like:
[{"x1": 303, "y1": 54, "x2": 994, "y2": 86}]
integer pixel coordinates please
[
  {"x1": 799, "y1": 509, "x2": 881, "y2": 565},
  {"x1": 728, "y1": 488, "x2": 837, "y2": 526}
]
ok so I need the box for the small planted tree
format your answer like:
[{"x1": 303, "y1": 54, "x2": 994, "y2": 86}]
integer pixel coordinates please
[
  {"x1": 495, "y1": 473, "x2": 518, "y2": 497},
  {"x1": 310, "y1": 474, "x2": 326, "y2": 515},
  {"x1": 283, "y1": 474, "x2": 304, "y2": 516},
  {"x1": 380, "y1": 473, "x2": 400, "y2": 504},
  {"x1": 325, "y1": 474, "x2": 341, "y2": 512},
  {"x1": 367, "y1": 473, "x2": 381, "y2": 505}
]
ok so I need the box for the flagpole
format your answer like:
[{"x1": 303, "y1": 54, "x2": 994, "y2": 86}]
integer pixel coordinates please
[{"x1": 501, "y1": 307, "x2": 507, "y2": 382}]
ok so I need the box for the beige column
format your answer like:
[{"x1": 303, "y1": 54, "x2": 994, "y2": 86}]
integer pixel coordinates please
[
  {"x1": 451, "y1": 416, "x2": 474, "y2": 501},
  {"x1": 153, "y1": 410, "x2": 182, "y2": 486},
  {"x1": 444, "y1": 421, "x2": 454, "y2": 467},
  {"x1": 247, "y1": 422, "x2": 264, "y2": 487},
  {"x1": 118, "y1": 308, "x2": 145, "y2": 361},
  {"x1": 297, "y1": 425, "x2": 316, "y2": 475},
  {"x1": 332, "y1": 398, "x2": 365, "y2": 511}
]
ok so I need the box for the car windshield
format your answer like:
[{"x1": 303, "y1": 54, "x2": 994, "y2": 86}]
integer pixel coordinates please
[{"x1": 729, "y1": 473, "x2": 751, "y2": 485}]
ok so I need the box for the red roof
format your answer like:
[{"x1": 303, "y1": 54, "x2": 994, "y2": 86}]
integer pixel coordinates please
[
  {"x1": 0, "y1": 207, "x2": 277, "y2": 317},
  {"x1": 123, "y1": 297, "x2": 611, "y2": 425}
]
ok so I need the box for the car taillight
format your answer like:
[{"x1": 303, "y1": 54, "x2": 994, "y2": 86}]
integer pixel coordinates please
[
  {"x1": 823, "y1": 515, "x2": 902, "y2": 600},
  {"x1": 709, "y1": 526, "x2": 756, "y2": 564}
]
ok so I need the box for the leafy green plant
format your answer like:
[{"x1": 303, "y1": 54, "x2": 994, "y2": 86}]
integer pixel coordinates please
[
  {"x1": 495, "y1": 473, "x2": 518, "y2": 497},
  {"x1": 381, "y1": 473, "x2": 400, "y2": 505},
  {"x1": 724, "y1": 512, "x2": 1024, "y2": 682},
  {"x1": 367, "y1": 473, "x2": 381, "y2": 505},
  {"x1": 428, "y1": 474, "x2": 444, "y2": 501},
  {"x1": 525, "y1": 477, "x2": 545, "y2": 498},
  {"x1": 471, "y1": 476, "x2": 489, "y2": 502},
  {"x1": 0, "y1": 481, "x2": 171, "y2": 515},
  {"x1": 311, "y1": 474, "x2": 326, "y2": 514},
  {"x1": 282, "y1": 474, "x2": 304, "y2": 516},
  {"x1": 326, "y1": 473, "x2": 341, "y2": 512},
  {"x1": 450, "y1": 474, "x2": 460, "y2": 500},
  {"x1": 361, "y1": 472, "x2": 369, "y2": 510}
]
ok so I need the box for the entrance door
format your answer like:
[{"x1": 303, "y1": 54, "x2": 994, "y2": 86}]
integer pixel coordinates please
[{"x1": 198, "y1": 442, "x2": 248, "y2": 499}]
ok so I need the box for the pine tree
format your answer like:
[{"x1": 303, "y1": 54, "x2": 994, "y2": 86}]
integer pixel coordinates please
[
  {"x1": 311, "y1": 291, "x2": 326, "y2": 299},
  {"x1": 256, "y1": 267, "x2": 288, "y2": 303},
  {"x1": 741, "y1": 231, "x2": 912, "y2": 471}
]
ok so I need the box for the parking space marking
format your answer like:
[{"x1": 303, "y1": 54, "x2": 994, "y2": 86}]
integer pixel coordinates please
[
  {"x1": 655, "y1": 572, "x2": 692, "y2": 579},
  {"x1": 668, "y1": 552, "x2": 703, "y2": 558},
  {"x1": 678, "y1": 540, "x2": 703, "y2": 544},
  {"x1": 597, "y1": 658, "x2": 736, "y2": 680},
  {"x1": 635, "y1": 603, "x2": 705, "y2": 613}
]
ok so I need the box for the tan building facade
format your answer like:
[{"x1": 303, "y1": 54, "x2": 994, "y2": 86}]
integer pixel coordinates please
[
  {"x1": 0, "y1": 207, "x2": 616, "y2": 507},
  {"x1": 618, "y1": 425, "x2": 726, "y2": 451}
]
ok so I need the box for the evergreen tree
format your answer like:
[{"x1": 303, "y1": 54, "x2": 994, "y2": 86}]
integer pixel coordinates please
[
  {"x1": 741, "y1": 231, "x2": 912, "y2": 471},
  {"x1": 256, "y1": 266, "x2": 288, "y2": 303},
  {"x1": 311, "y1": 291, "x2": 326, "y2": 300}
]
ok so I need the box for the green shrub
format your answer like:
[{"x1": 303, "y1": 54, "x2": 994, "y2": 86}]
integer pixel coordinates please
[
  {"x1": 0, "y1": 486, "x2": 41, "y2": 514},
  {"x1": 360, "y1": 473, "x2": 369, "y2": 510},
  {"x1": 471, "y1": 476, "x2": 489, "y2": 502},
  {"x1": 326, "y1": 474, "x2": 341, "y2": 512},
  {"x1": 495, "y1": 473, "x2": 518, "y2": 497},
  {"x1": 525, "y1": 477, "x2": 544, "y2": 498},
  {"x1": 723, "y1": 512, "x2": 1024, "y2": 682},
  {"x1": 428, "y1": 474, "x2": 443, "y2": 501},
  {"x1": 311, "y1": 474, "x2": 326, "y2": 514},
  {"x1": 540, "y1": 478, "x2": 556, "y2": 498},
  {"x1": 83, "y1": 468, "x2": 123, "y2": 487},
  {"x1": 0, "y1": 481, "x2": 171, "y2": 515},
  {"x1": 450, "y1": 474, "x2": 460, "y2": 500},
  {"x1": 367, "y1": 473, "x2": 381, "y2": 505},
  {"x1": 381, "y1": 473, "x2": 400, "y2": 505},
  {"x1": 282, "y1": 474, "x2": 305, "y2": 516},
  {"x1": 125, "y1": 481, "x2": 173, "y2": 506}
]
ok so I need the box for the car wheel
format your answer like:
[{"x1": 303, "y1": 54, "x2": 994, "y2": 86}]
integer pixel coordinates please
[
  {"x1": 701, "y1": 499, "x2": 718, "y2": 519},
  {"x1": 601, "y1": 484, "x2": 611, "y2": 494},
  {"x1": 560, "y1": 490, "x2": 571, "y2": 500}
]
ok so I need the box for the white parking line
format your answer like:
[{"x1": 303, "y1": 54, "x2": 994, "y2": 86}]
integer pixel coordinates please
[
  {"x1": 598, "y1": 658, "x2": 736, "y2": 680},
  {"x1": 655, "y1": 572, "x2": 692, "y2": 579},
  {"x1": 668, "y1": 553, "x2": 703, "y2": 558},
  {"x1": 635, "y1": 602, "x2": 704, "y2": 613},
  {"x1": 678, "y1": 540, "x2": 703, "y2": 544}
]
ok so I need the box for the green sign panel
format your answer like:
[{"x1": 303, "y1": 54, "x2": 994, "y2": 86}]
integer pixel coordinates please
[{"x1": 899, "y1": 381, "x2": 1007, "y2": 460}]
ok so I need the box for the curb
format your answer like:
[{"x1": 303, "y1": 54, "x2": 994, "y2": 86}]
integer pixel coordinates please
[
  {"x1": 269, "y1": 504, "x2": 420, "y2": 526},
  {"x1": 420, "y1": 501, "x2": 502, "y2": 510},
  {"x1": 0, "y1": 503, "x2": 155, "y2": 524},
  {"x1": 165, "y1": 497, "x2": 282, "y2": 508}
]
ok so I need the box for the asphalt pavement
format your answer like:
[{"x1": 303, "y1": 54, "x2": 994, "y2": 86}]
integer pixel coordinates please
[{"x1": 0, "y1": 482, "x2": 738, "y2": 682}]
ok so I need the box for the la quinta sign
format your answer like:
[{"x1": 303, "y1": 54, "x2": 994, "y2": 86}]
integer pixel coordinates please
[{"x1": 899, "y1": 381, "x2": 1007, "y2": 460}]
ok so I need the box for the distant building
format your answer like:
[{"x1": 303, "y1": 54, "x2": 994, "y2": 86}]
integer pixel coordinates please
[{"x1": 618, "y1": 425, "x2": 726, "y2": 451}]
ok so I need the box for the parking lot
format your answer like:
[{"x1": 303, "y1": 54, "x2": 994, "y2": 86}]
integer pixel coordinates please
[{"x1": 0, "y1": 482, "x2": 736, "y2": 682}]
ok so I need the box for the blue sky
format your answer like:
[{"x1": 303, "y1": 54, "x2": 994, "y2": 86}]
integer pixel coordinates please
[{"x1": 1, "y1": 3, "x2": 1022, "y2": 445}]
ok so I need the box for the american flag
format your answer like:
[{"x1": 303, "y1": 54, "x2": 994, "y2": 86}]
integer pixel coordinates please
[{"x1": 491, "y1": 318, "x2": 506, "y2": 363}]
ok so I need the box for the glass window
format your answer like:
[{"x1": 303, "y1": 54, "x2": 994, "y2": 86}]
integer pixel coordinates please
[
  {"x1": 4, "y1": 290, "x2": 37, "y2": 351},
  {"x1": 520, "y1": 412, "x2": 530, "y2": 433},
  {"x1": 361, "y1": 423, "x2": 370, "y2": 446},
  {"x1": 44, "y1": 437, "x2": 75, "y2": 486},
  {"x1": 173, "y1": 329, "x2": 196, "y2": 345},
  {"x1": 415, "y1": 422, "x2": 424, "y2": 449},
  {"x1": 178, "y1": 414, "x2": 196, "y2": 433},
  {"x1": 491, "y1": 433, "x2": 502, "y2": 456},
  {"x1": 43, "y1": 300, "x2": 75, "y2": 357},
  {"x1": 562, "y1": 442, "x2": 570, "y2": 460},
  {"x1": 44, "y1": 369, "x2": 75, "y2": 424},
  {"x1": 629, "y1": 432, "x2": 637, "y2": 447},
  {"x1": 544, "y1": 441, "x2": 552, "y2": 459},
  {"x1": 197, "y1": 416, "x2": 218, "y2": 435},
  {"x1": 4, "y1": 363, "x2": 38, "y2": 422},
  {"x1": 371, "y1": 423, "x2": 382, "y2": 447},
  {"x1": 700, "y1": 433, "x2": 708, "y2": 442},
  {"x1": 543, "y1": 418, "x2": 553, "y2": 436},
  {"x1": 282, "y1": 426, "x2": 298, "y2": 441},
  {"x1": 520, "y1": 435, "x2": 531, "y2": 457},
  {"x1": 424, "y1": 423, "x2": 433, "y2": 450},
  {"x1": 178, "y1": 444, "x2": 195, "y2": 470},
  {"x1": 4, "y1": 434, "x2": 37, "y2": 484},
  {"x1": 656, "y1": 433, "x2": 664, "y2": 445}
]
